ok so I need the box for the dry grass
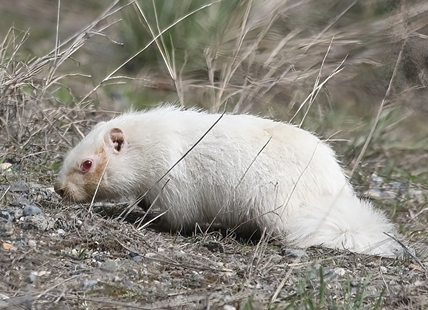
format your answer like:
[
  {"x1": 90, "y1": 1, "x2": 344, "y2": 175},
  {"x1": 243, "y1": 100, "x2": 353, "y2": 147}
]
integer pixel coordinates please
[{"x1": 1, "y1": 0, "x2": 428, "y2": 309}]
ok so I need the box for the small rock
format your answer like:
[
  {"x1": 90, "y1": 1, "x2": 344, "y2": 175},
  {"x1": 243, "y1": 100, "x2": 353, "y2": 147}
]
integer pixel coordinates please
[
  {"x1": 0, "y1": 163, "x2": 12, "y2": 171},
  {"x1": 130, "y1": 253, "x2": 143, "y2": 262},
  {"x1": 370, "y1": 173, "x2": 384, "y2": 184},
  {"x1": 128, "y1": 251, "x2": 140, "y2": 258},
  {"x1": 83, "y1": 279, "x2": 98, "y2": 290},
  {"x1": 0, "y1": 220, "x2": 14, "y2": 236},
  {"x1": 26, "y1": 271, "x2": 38, "y2": 283},
  {"x1": 10, "y1": 196, "x2": 31, "y2": 207},
  {"x1": 334, "y1": 268, "x2": 346, "y2": 276},
  {"x1": 6, "y1": 207, "x2": 22, "y2": 219},
  {"x1": 23, "y1": 205, "x2": 42, "y2": 216},
  {"x1": 21, "y1": 214, "x2": 55, "y2": 231},
  {"x1": 38, "y1": 270, "x2": 49, "y2": 277},
  {"x1": 0, "y1": 211, "x2": 14, "y2": 236},
  {"x1": 28, "y1": 240, "x2": 37, "y2": 247},
  {"x1": 20, "y1": 222, "x2": 31, "y2": 230},
  {"x1": 124, "y1": 280, "x2": 135, "y2": 287},
  {"x1": 2, "y1": 242, "x2": 17, "y2": 251},
  {"x1": 9, "y1": 181, "x2": 30, "y2": 193},
  {"x1": 391, "y1": 181, "x2": 407, "y2": 190},
  {"x1": 408, "y1": 188, "x2": 424, "y2": 201},
  {"x1": 408, "y1": 263, "x2": 423, "y2": 271},
  {"x1": 101, "y1": 259, "x2": 118, "y2": 272},
  {"x1": 0, "y1": 211, "x2": 12, "y2": 221},
  {"x1": 191, "y1": 271, "x2": 204, "y2": 281}
]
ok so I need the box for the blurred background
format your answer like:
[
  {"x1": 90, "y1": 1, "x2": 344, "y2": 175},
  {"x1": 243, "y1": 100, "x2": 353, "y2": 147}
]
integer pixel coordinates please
[{"x1": 1, "y1": 0, "x2": 428, "y2": 177}]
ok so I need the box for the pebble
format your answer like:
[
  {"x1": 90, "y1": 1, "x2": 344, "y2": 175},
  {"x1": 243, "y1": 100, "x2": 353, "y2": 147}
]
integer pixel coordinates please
[
  {"x1": 23, "y1": 205, "x2": 42, "y2": 216},
  {"x1": 0, "y1": 221, "x2": 14, "y2": 237},
  {"x1": 45, "y1": 187, "x2": 56, "y2": 193},
  {"x1": 9, "y1": 181, "x2": 30, "y2": 193},
  {"x1": 26, "y1": 271, "x2": 38, "y2": 283},
  {"x1": 124, "y1": 280, "x2": 135, "y2": 287},
  {"x1": 21, "y1": 214, "x2": 55, "y2": 231},
  {"x1": 101, "y1": 259, "x2": 118, "y2": 272},
  {"x1": 128, "y1": 251, "x2": 140, "y2": 258},
  {"x1": 38, "y1": 270, "x2": 49, "y2": 277},
  {"x1": 0, "y1": 211, "x2": 12, "y2": 221},
  {"x1": 0, "y1": 163, "x2": 12, "y2": 171},
  {"x1": 370, "y1": 173, "x2": 384, "y2": 184},
  {"x1": 2, "y1": 242, "x2": 17, "y2": 251},
  {"x1": 83, "y1": 279, "x2": 98, "y2": 290},
  {"x1": 334, "y1": 268, "x2": 346, "y2": 276},
  {"x1": 20, "y1": 222, "x2": 32, "y2": 230},
  {"x1": 408, "y1": 188, "x2": 424, "y2": 201},
  {"x1": 10, "y1": 196, "x2": 31, "y2": 207},
  {"x1": 130, "y1": 253, "x2": 143, "y2": 262}
]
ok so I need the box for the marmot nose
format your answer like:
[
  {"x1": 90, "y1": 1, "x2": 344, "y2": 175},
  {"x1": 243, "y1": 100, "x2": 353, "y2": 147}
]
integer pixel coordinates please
[{"x1": 54, "y1": 183, "x2": 65, "y2": 197}]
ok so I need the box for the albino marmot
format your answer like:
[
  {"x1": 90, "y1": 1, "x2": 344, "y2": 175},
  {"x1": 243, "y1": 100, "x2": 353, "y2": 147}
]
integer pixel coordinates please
[{"x1": 54, "y1": 106, "x2": 400, "y2": 257}]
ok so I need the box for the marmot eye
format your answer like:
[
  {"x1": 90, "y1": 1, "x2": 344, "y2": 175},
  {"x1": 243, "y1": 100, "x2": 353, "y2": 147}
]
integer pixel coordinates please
[{"x1": 80, "y1": 160, "x2": 93, "y2": 173}]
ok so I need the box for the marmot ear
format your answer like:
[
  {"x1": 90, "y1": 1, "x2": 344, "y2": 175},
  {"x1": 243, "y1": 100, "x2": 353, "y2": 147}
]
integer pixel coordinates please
[{"x1": 105, "y1": 128, "x2": 126, "y2": 153}]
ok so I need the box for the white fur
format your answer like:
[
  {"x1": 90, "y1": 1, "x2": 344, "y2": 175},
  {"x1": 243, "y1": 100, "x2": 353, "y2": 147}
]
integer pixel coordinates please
[{"x1": 55, "y1": 106, "x2": 401, "y2": 257}]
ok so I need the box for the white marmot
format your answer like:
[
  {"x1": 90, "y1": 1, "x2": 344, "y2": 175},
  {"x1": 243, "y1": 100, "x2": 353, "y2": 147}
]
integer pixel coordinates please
[{"x1": 54, "y1": 106, "x2": 401, "y2": 257}]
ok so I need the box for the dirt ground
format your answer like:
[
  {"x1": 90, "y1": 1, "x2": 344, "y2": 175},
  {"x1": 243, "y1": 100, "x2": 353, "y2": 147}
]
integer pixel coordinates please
[{"x1": 1, "y1": 182, "x2": 428, "y2": 310}]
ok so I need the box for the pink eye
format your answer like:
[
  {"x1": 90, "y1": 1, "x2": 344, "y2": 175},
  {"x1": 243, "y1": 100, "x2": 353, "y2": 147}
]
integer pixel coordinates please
[{"x1": 80, "y1": 160, "x2": 93, "y2": 173}]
